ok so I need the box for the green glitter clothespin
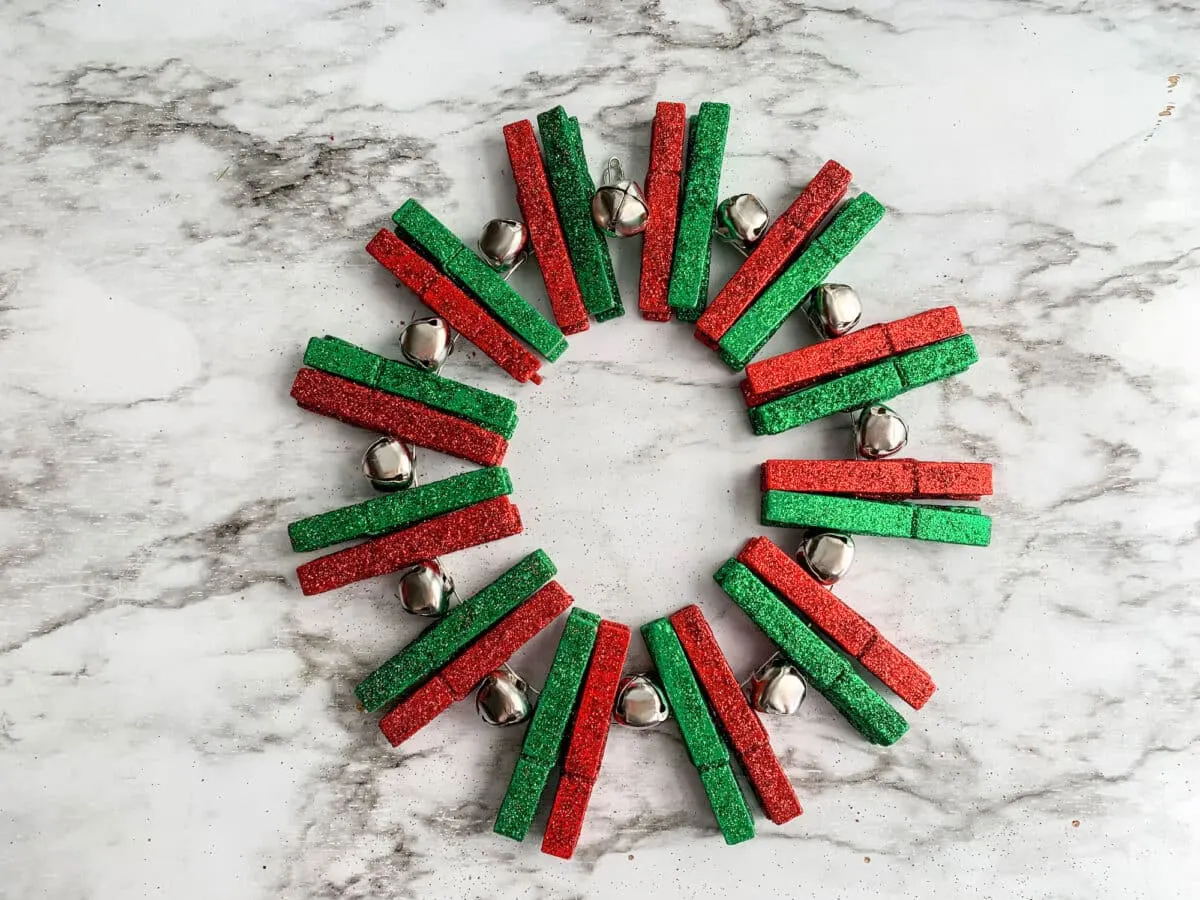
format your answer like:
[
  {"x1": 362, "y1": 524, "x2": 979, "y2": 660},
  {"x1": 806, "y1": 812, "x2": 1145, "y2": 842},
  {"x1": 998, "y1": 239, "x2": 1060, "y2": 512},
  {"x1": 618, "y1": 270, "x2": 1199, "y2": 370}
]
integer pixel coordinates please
[
  {"x1": 643, "y1": 618, "x2": 755, "y2": 845},
  {"x1": 288, "y1": 467, "x2": 513, "y2": 553},
  {"x1": 761, "y1": 491, "x2": 992, "y2": 547},
  {"x1": 713, "y1": 559, "x2": 908, "y2": 746},
  {"x1": 355, "y1": 550, "x2": 557, "y2": 713},
  {"x1": 749, "y1": 334, "x2": 979, "y2": 435},
  {"x1": 537, "y1": 106, "x2": 623, "y2": 322},
  {"x1": 666, "y1": 102, "x2": 730, "y2": 323},
  {"x1": 494, "y1": 608, "x2": 602, "y2": 841},
  {"x1": 303, "y1": 336, "x2": 518, "y2": 438},
  {"x1": 392, "y1": 200, "x2": 568, "y2": 361},
  {"x1": 719, "y1": 193, "x2": 886, "y2": 370}
]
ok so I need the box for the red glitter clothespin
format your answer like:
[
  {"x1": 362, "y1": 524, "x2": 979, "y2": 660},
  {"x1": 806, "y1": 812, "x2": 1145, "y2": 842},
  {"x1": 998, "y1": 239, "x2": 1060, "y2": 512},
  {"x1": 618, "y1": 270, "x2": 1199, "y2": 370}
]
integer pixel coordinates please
[
  {"x1": 366, "y1": 229, "x2": 544, "y2": 384},
  {"x1": 378, "y1": 581, "x2": 574, "y2": 746},
  {"x1": 541, "y1": 619, "x2": 631, "y2": 859},
  {"x1": 638, "y1": 102, "x2": 686, "y2": 322},
  {"x1": 290, "y1": 368, "x2": 509, "y2": 467},
  {"x1": 737, "y1": 537, "x2": 935, "y2": 709},
  {"x1": 296, "y1": 496, "x2": 522, "y2": 596},
  {"x1": 504, "y1": 119, "x2": 591, "y2": 336},
  {"x1": 669, "y1": 605, "x2": 802, "y2": 824},
  {"x1": 761, "y1": 458, "x2": 993, "y2": 501}
]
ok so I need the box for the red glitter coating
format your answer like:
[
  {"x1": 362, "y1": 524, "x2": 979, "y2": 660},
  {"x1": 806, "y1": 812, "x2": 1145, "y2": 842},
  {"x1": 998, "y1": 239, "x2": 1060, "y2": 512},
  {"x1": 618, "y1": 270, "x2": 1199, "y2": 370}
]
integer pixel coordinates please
[
  {"x1": 650, "y1": 102, "x2": 686, "y2": 175},
  {"x1": 762, "y1": 458, "x2": 907, "y2": 496},
  {"x1": 883, "y1": 306, "x2": 963, "y2": 354},
  {"x1": 858, "y1": 633, "x2": 935, "y2": 709},
  {"x1": 540, "y1": 774, "x2": 594, "y2": 859},
  {"x1": 378, "y1": 581, "x2": 573, "y2": 746},
  {"x1": 914, "y1": 460, "x2": 993, "y2": 500},
  {"x1": 441, "y1": 581, "x2": 575, "y2": 696},
  {"x1": 541, "y1": 619, "x2": 631, "y2": 859},
  {"x1": 740, "y1": 306, "x2": 964, "y2": 406},
  {"x1": 562, "y1": 620, "x2": 631, "y2": 780},
  {"x1": 670, "y1": 605, "x2": 802, "y2": 824},
  {"x1": 296, "y1": 496, "x2": 522, "y2": 596},
  {"x1": 695, "y1": 160, "x2": 852, "y2": 348},
  {"x1": 638, "y1": 102, "x2": 686, "y2": 322},
  {"x1": 737, "y1": 537, "x2": 874, "y2": 653},
  {"x1": 761, "y1": 458, "x2": 993, "y2": 501},
  {"x1": 737, "y1": 537, "x2": 935, "y2": 709},
  {"x1": 504, "y1": 120, "x2": 590, "y2": 336},
  {"x1": 291, "y1": 368, "x2": 508, "y2": 467},
  {"x1": 740, "y1": 743, "x2": 801, "y2": 823},
  {"x1": 366, "y1": 229, "x2": 543, "y2": 384},
  {"x1": 742, "y1": 328, "x2": 890, "y2": 406},
  {"x1": 378, "y1": 676, "x2": 455, "y2": 746}
]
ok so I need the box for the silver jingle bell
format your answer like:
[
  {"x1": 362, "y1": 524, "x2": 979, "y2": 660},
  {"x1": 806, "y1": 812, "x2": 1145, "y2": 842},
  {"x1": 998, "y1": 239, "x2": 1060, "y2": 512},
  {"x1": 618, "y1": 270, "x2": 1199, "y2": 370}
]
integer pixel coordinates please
[
  {"x1": 399, "y1": 316, "x2": 454, "y2": 372},
  {"x1": 749, "y1": 655, "x2": 808, "y2": 715},
  {"x1": 591, "y1": 157, "x2": 648, "y2": 238},
  {"x1": 395, "y1": 560, "x2": 454, "y2": 617},
  {"x1": 803, "y1": 283, "x2": 863, "y2": 339},
  {"x1": 476, "y1": 669, "x2": 533, "y2": 726},
  {"x1": 361, "y1": 436, "x2": 416, "y2": 492},
  {"x1": 714, "y1": 194, "x2": 769, "y2": 254},
  {"x1": 613, "y1": 674, "x2": 670, "y2": 728},
  {"x1": 478, "y1": 218, "x2": 530, "y2": 274},
  {"x1": 798, "y1": 532, "x2": 855, "y2": 585},
  {"x1": 854, "y1": 404, "x2": 909, "y2": 460}
]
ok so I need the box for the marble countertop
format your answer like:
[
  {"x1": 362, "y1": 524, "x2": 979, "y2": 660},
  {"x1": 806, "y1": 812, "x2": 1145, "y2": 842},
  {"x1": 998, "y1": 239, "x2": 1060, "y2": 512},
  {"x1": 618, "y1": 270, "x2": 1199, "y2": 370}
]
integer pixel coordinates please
[{"x1": 1, "y1": 1, "x2": 1196, "y2": 897}]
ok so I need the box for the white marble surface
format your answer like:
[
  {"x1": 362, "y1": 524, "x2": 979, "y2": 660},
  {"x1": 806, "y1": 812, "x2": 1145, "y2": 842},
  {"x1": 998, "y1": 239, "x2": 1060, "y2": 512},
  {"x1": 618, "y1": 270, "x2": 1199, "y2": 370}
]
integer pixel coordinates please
[{"x1": 1, "y1": 1, "x2": 1197, "y2": 897}]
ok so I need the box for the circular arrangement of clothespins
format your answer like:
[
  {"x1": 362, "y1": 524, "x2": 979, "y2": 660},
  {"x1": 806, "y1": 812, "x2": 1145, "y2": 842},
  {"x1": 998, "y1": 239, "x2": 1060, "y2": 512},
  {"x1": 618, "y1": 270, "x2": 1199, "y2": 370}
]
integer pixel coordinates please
[{"x1": 285, "y1": 100, "x2": 994, "y2": 859}]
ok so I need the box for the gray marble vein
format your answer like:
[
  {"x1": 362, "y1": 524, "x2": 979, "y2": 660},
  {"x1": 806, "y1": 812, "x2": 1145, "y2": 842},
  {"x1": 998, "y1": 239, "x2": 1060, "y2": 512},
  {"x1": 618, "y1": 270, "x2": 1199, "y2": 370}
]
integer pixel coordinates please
[{"x1": 0, "y1": 0, "x2": 1197, "y2": 897}]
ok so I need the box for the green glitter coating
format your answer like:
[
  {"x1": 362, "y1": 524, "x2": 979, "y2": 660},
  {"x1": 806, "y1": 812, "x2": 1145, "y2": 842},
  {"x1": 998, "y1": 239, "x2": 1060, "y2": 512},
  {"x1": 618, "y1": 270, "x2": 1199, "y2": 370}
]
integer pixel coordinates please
[
  {"x1": 642, "y1": 619, "x2": 729, "y2": 769},
  {"x1": 762, "y1": 490, "x2": 914, "y2": 538},
  {"x1": 816, "y1": 191, "x2": 887, "y2": 258},
  {"x1": 537, "y1": 107, "x2": 623, "y2": 321},
  {"x1": 288, "y1": 467, "x2": 512, "y2": 553},
  {"x1": 749, "y1": 361, "x2": 902, "y2": 435},
  {"x1": 392, "y1": 199, "x2": 568, "y2": 362},
  {"x1": 762, "y1": 491, "x2": 992, "y2": 546},
  {"x1": 714, "y1": 559, "x2": 908, "y2": 746},
  {"x1": 354, "y1": 550, "x2": 556, "y2": 712},
  {"x1": 494, "y1": 608, "x2": 601, "y2": 841},
  {"x1": 493, "y1": 756, "x2": 553, "y2": 842},
  {"x1": 699, "y1": 766, "x2": 756, "y2": 845},
  {"x1": 667, "y1": 102, "x2": 730, "y2": 322},
  {"x1": 894, "y1": 334, "x2": 978, "y2": 389},
  {"x1": 718, "y1": 193, "x2": 886, "y2": 370},
  {"x1": 303, "y1": 335, "x2": 380, "y2": 384},
  {"x1": 390, "y1": 196, "x2": 462, "y2": 261},
  {"x1": 913, "y1": 504, "x2": 992, "y2": 546},
  {"x1": 711, "y1": 562, "x2": 847, "y2": 691},
  {"x1": 444, "y1": 246, "x2": 567, "y2": 361},
  {"x1": 303, "y1": 336, "x2": 518, "y2": 438},
  {"x1": 520, "y1": 608, "x2": 601, "y2": 764},
  {"x1": 564, "y1": 114, "x2": 624, "y2": 322},
  {"x1": 831, "y1": 671, "x2": 909, "y2": 746},
  {"x1": 643, "y1": 618, "x2": 754, "y2": 843}
]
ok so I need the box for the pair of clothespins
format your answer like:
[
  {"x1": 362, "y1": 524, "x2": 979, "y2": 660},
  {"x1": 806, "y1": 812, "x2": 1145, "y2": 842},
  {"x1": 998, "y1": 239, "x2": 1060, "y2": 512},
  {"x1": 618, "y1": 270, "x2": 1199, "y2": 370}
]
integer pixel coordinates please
[
  {"x1": 366, "y1": 199, "x2": 567, "y2": 384},
  {"x1": 759, "y1": 457, "x2": 994, "y2": 547},
  {"x1": 637, "y1": 101, "x2": 731, "y2": 323},
  {"x1": 744, "y1": 309, "x2": 979, "y2": 436},
  {"x1": 494, "y1": 609, "x2": 630, "y2": 860},
  {"x1": 353, "y1": 551, "x2": 568, "y2": 743},
  {"x1": 644, "y1": 607, "x2": 804, "y2": 846}
]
